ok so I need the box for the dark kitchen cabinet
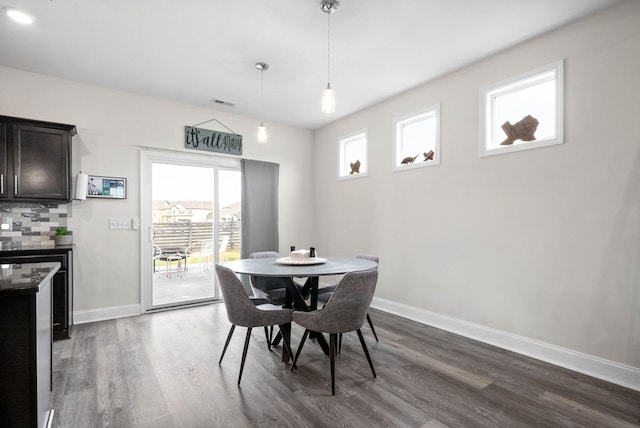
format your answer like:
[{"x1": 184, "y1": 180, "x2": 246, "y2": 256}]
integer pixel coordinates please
[
  {"x1": 0, "y1": 115, "x2": 75, "y2": 202},
  {"x1": 0, "y1": 263, "x2": 58, "y2": 428},
  {"x1": 0, "y1": 246, "x2": 73, "y2": 340}
]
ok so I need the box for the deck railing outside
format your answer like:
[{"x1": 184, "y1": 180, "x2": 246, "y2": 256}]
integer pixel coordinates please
[{"x1": 152, "y1": 220, "x2": 241, "y2": 268}]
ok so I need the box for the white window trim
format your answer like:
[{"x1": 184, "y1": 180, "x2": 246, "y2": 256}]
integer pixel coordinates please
[
  {"x1": 337, "y1": 129, "x2": 368, "y2": 181},
  {"x1": 479, "y1": 59, "x2": 564, "y2": 157},
  {"x1": 392, "y1": 103, "x2": 441, "y2": 172}
]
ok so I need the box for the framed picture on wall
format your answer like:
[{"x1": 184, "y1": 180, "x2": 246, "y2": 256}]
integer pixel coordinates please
[{"x1": 86, "y1": 175, "x2": 127, "y2": 199}]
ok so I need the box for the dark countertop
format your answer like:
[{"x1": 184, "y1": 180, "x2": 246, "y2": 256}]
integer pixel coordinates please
[{"x1": 0, "y1": 262, "x2": 60, "y2": 296}]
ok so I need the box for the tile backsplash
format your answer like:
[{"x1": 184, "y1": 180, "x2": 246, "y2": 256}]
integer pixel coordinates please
[{"x1": 0, "y1": 203, "x2": 69, "y2": 250}]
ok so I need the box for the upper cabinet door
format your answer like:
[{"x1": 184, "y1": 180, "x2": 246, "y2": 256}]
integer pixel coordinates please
[
  {"x1": 0, "y1": 124, "x2": 7, "y2": 199},
  {"x1": 13, "y1": 124, "x2": 71, "y2": 201},
  {"x1": 0, "y1": 116, "x2": 75, "y2": 203}
]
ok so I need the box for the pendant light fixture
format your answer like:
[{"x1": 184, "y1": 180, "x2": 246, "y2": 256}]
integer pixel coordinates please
[
  {"x1": 255, "y1": 62, "x2": 269, "y2": 144},
  {"x1": 320, "y1": 0, "x2": 339, "y2": 114}
]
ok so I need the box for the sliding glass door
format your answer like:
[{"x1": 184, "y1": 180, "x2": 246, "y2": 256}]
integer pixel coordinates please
[{"x1": 140, "y1": 150, "x2": 241, "y2": 311}]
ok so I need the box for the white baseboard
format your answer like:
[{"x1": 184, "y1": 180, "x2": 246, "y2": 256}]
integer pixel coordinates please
[
  {"x1": 73, "y1": 304, "x2": 141, "y2": 324},
  {"x1": 371, "y1": 296, "x2": 640, "y2": 392}
]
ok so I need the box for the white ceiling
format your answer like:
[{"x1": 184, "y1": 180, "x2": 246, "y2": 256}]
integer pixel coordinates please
[{"x1": 0, "y1": 0, "x2": 622, "y2": 130}]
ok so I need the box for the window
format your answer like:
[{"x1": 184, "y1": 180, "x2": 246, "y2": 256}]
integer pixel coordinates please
[
  {"x1": 393, "y1": 104, "x2": 440, "y2": 171},
  {"x1": 338, "y1": 130, "x2": 368, "y2": 180},
  {"x1": 480, "y1": 60, "x2": 564, "y2": 157}
]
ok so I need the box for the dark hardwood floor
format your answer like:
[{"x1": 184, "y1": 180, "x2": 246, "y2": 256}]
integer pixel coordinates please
[{"x1": 51, "y1": 304, "x2": 640, "y2": 427}]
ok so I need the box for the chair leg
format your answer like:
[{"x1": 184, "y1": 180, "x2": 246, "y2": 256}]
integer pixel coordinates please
[
  {"x1": 219, "y1": 325, "x2": 235, "y2": 365},
  {"x1": 330, "y1": 333, "x2": 337, "y2": 395},
  {"x1": 272, "y1": 329, "x2": 282, "y2": 346},
  {"x1": 338, "y1": 333, "x2": 343, "y2": 354},
  {"x1": 367, "y1": 313, "x2": 379, "y2": 342},
  {"x1": 264, "y1": 326, "x2": 271, "y2": 351},
  {"x1": 279, "y1": 323, "x2": 294, "y2": 363},
  {"x1": 238, "y1": 327, "x2": 252, "y2": 386},
  {"x1": 356, "y1": 329, "x2": 376, "y2": 378},
  {"x1": 291, "y1": 329, "x2": 310, "y2": 371}
]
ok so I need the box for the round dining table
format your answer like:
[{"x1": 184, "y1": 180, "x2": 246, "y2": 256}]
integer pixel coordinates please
[
  {"x1": 222, "y1": 256, "x2": 377, "y2": 278},
  {"x1": 222, "y1": 256, "x2": 378, "y2": 360}
]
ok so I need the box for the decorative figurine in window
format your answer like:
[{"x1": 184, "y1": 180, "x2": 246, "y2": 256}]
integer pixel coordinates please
[
  {"x1": 349, "y1": 159, "x2": 361, "y2": 174},
  {"x1": 500, "y1": 114, "x2": 539, "y2": 145},
  {"x1": 423, "y1": 150, "x2": 435, "y2": 161},
  {"x1": 401, "y1": 154, "x2": 419, "y2": 164}
]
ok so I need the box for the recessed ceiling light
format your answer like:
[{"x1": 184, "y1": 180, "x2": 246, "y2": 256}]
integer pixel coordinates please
[{"x1": 6, "y1": 8, "x2": 35, "y2": 25}]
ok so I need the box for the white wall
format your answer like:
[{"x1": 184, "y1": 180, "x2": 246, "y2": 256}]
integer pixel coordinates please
[
  {"x1": 313, "y1": 0, "x2": 640, "y2": 371},
  {"x1": 0, "y1": 67, "x2": 315, "y2": 313}
]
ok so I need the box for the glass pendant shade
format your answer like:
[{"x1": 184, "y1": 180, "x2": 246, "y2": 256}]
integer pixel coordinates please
[
  {"x1": 257, "y1": 123, "x2": 268, "y2": 144},
  {"x1": 322, "y1": 84, "x2": 336, "y2": 114}
]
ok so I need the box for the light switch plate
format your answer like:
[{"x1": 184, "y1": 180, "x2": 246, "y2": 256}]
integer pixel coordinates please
[{"x1": 109, "y1": 218, "x2": 132, "y2": 230}]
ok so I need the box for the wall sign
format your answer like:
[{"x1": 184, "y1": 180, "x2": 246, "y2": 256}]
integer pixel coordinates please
[
  {"x1": 185, "y1": 126, "x2": 242, "y2": 155},
  {"x1": 87, "y1": 175, "x2": 127, "y2": 199}
]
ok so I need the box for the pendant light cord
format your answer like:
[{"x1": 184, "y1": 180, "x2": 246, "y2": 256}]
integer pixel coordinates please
[
  {"x1": 327, "y1": 12, "x2": 331, "y2": 85},
  {"x1": 260, "y1": 66, "x2": 265, "y2": 124}
]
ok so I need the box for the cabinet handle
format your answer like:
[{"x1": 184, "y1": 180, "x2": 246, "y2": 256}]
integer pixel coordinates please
[
  {"x1": 0, "y1": 174, "x2": 3, "y2": 194},
  {"x1": 14, "y1": 176, "x2": 17, "y2": 195}
]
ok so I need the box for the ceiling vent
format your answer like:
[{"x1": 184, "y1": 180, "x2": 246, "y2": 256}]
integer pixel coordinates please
[{"x1": 210, "y1": 98, "x2": 235, "y2": 107}]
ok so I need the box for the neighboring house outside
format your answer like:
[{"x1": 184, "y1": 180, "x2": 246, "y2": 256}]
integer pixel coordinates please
[{"x1": 152, "y1": 200, "x2": 240, "y2": 223}]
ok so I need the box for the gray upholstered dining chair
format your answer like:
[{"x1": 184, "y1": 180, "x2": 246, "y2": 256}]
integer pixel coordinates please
[
  {"x1": 317, "y1": 254, "x2": 379, "y2": 343},
  {"x1": 248, "y1": 251, "x2": 290, "y2": 305},
  {"x1": 291, "y1": 268, "x2": 378, "y2": 395},
  {"x1": 248, "y1": 251, "x2": 302, "y2": 345},
  {"x1": 249, "y1": 251, "x2": 310, "y2": 310},
  {"x1": 215, "y1": 264, "x2": 294, "y2": 386}
]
